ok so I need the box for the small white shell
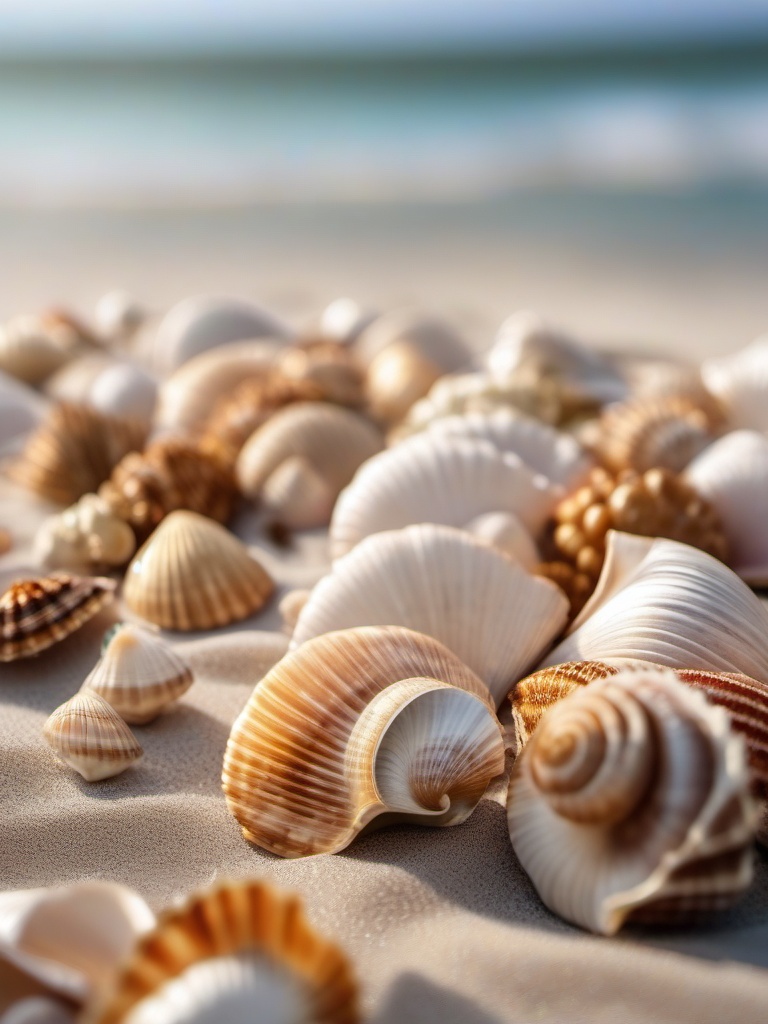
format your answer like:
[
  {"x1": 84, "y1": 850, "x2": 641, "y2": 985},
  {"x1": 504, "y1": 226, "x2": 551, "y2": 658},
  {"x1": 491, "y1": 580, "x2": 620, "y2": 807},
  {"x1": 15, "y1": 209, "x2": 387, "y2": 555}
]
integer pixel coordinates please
[
  {"x1": 88, "y1": 364, "x2": 157, "y2": 424},
  {"x1": 701, "y1": 335, "x2": 768, "y2": 431},
  {"x1": 43, "y1": 691, "x2": 143, "y2": 781},
  {"x1": 354, "y1": 308, "x2": 471, "y2": 371},
  {"x1": 463, "y1": 511, "x2": 540, "y2": 571},
  {"x1": 278, "y1": 588, "x2": 312, "y2": 633}
]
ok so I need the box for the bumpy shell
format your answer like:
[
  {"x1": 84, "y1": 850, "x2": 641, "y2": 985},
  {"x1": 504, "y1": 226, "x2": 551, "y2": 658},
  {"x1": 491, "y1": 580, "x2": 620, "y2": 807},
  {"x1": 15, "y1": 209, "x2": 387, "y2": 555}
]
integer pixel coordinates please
[
  {"x1": 507, "y1": 667, "x2": 756, "y2": 934},
  {"x1": 542, "y1": 531, "x2": 768, "y2": 685},
  {"x1": 35, "y1": 494, "x2": 136, "y2": 571},
  {"x1": 82, "y1": 623, "x2": 193, "y2": 724},
  {"x1": 43, "y1": 691, "x2": 143, "y2": 781},
  {"x1": 330, "y1": 433, "x2": 556, "y2": 559},
  {"x1": 291, "y1": 525, "x2": 568, "y2": 707},
  {"x1": 597, "y1": 395, "x2": 716, "y2": 474},
  {"x1": 701, "y1": 335, "x2": 768, "y2": 432},
  {"x1": 8, "y1": 403, "x2": 146, "y2": 507},
  {"x1": 1, "y1": 573, "x2": 116, "y2": 662},
  {"x1": 223, "y1": 626, "x2": 505, "y2": 857},
  {"x1": 685, "y1": 430, "x2": 768, "y2": 585},
  {"x1": 123, "y1": 511, "x2": 274, "y2": 631},
  {"x1": 0, "y1": 313, "x2": 83, "y2": 386},
  {"x1": 354, "y1": 308, "x2": 470, "y2": 372},
  {"x1": 366, "y1": 340, "x2": 441, "y2": 424},
  {"x1": 85, "y1": 881, "x2": 359, "y2": 1024}
]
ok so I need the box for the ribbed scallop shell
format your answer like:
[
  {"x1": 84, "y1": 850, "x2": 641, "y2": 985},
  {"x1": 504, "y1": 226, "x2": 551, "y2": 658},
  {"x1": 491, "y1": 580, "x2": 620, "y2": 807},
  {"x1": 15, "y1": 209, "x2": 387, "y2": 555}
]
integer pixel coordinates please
[
  {"x1": 329, "y1": 433, "x2": 557, "y2": 559},
  {"x1": 43, "y1": 691, "x2": 143, "y2": 782},
  {"x1": 701, "y1": 335, "x2": 768, "y2": 432},
  {"x1": 122, "y1": 511, "x2": 274, "y2": 631},
  {"x1": 507, "y1": 667, "x2": 756, "y2": 934},
  {"x1": 82, "y1": 623, "x2": 193, "y2": 724},
  {"x1": 1, "y1": 573, "x2": 116, "y2": 661},
  {"x1": 597, "y1": 395, "x2": 715, "y2": 474},
  {"x1": 542, "y1": 531, "x2": 768, "y2": 685},
  {"x1": 223, "y1": 626, "x2": 505, "y2": 857},
  {"x1": 685, "y1": 430, "x2": 768, "y2": 585},
  {"x1": 291, "y1": 525, "x2": 568, "y2": 707},
  {"x1": 84, "y1": 881, "x2": 359, "y2": 1024}
]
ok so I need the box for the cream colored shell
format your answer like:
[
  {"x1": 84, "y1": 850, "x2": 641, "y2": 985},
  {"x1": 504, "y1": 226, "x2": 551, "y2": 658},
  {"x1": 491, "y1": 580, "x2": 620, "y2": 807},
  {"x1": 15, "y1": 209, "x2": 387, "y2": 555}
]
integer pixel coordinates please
[
  {"x1": 701, "y1": 334, "x2": 768, "y2": 432},
  {"x1": 353, "y1": 308, "x2": 470, "y2": 371},
  {"x1": 43, "y1": 691, "x2": 143, "y2": 781},
  {"x1": 0, "y1": 313, "x2": 81, "y2": 386},
  {"x1": 507, "y1": 667, "x2": 756, "y2": 934},
  {"x1": 462, "y1": 511, "x2": 539, "y2": 570},
  {"x1": 35, "y1": 493, "x2": 136, "y2": 571},
  {"x1": 260, "y1": 456, "x2": 337, "y2": 529}
]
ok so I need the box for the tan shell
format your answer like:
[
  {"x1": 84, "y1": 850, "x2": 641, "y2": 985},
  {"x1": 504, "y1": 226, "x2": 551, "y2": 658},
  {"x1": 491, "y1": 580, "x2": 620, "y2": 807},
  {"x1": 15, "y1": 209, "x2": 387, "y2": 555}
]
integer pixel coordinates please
[
  {"x1": 34, "y1": 494, "x2": 136, "y2": 571},
  {"x1": 123, "y1": 511, "x2": 274, "y2": 631},
  {"x1": 278, "y1": 588, "x2": 312, "y2": 633},
  {"x1": 353, "y1": 308, "x2": 470, "y2": 372},
  {"x1": 223, "y1": 626, "x2": 505, "y2": 857},
  {"x1": 260, "y1": 456, "x2": 337, "y2": 530},
  {"x1": 44, "y1": 353, "x2": 115, "y2": 405},
  {"x1": 463, "y1": 511, "x2": 540, "y2": 571},
  {"x1": 278, "y1": 341, "x2": 366, "y2": 408},
  {"x1": 316, "y1": 297, "x2": 376, "y2": 344},
  {"x1": 597, "y1": 395, "x2": 716, "y2": 474},
  {"x1": 1, "y1": 573, "x2": 116, "y2": 662},
  {"x1": 507, "y1": 667, "x2": 756, "y2": 934},
  {"x1": 8, "y1": 403, "x2": 146, "y2": 507},
  {"x1": 84, "y1": 880, "x2": 359, "y2": 1024},
  {"x1": 366, "y1": 340, "x2": 441, "y2": 425},
  {"x1": 0, "y1": 528, "x2": 11, "y2": 556},
  {"x1": 43, "y1": 691, "x2": 143, "y2": 782},
  {"x1": 82, "y1": 623, "x2": 193, "y2": 724},
  {"x1": 0, "y1": 313, "x2": 84, "y2": 386}
]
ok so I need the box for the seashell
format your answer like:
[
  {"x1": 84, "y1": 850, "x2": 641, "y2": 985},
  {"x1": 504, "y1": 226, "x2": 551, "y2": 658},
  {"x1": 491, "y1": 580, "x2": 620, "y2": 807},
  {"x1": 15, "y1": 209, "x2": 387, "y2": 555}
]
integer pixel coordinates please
[
  {"x1": 154, "y1": 340, "x2": 282, "y2": 434},
  {"x1": 43, "y1": 691, "x2": 143, "y2": 781},
  {"x1": 223, "y1": 625, "x2": 505, "y2": 857},
  {"x1": 354, "y1": 308, "x2": 471, "y2": 372},
  {"x1": 0, "y1": 528, "x2": 10, "y2": 555},
  {"x1": 87, "y1": 364, "x2": 157, "y2": 425},
  {"x1": 597, "y1": 395, "x2": 716, "y2": 474},
  {"x1": 153, "y1": 295, "x2": 292, "y2": 372},
  {"x1": 8, "y1": 403, "x2": 146, "y2": 507},
  {"x1": 507, "y1": 666, "x2": 756, "y2": 934},
  {"x1": 1, "y1": 573, "x2": 116, "y2": 662},
  {"x1": 35, "y1": 494, "x2": 136, "y2": 571},
  {"x1": 684, "y1": 430, "x2": 768, "y2": 585},
  {"x1": 123, "y1": 511, "x2": 274, "y2": 631},
  {"x1": 617, "y1": 354, "x2": 723, "y2": 417},
  {"x1": 329, "y1": 433, "x2": 557, "y2": 559},
  {"x1": 260, "y1": 456, "x2": 337, "y2": 530},
  {"x1": 291, "y1": 525, "x2": 568, "y2": 707},
  {"x1": 701, "y1": 334, "x2": 768, "y2": 432},
  {"x1": 236, "y1": 402, "x2": 384, "y2": 514},
  {"x1": 542, "y1": 531, "x2": 768, "y2": 684},
  {"x1": 463, "y1": 511, "x2": 539, "y2": 571},
  {"x1": 44, "y1": 354, "x2": 115, "y2": 406},
  {"x1": 317, "y1": 296, "x2": 377, "y2": 344},
  {"x1": 278, "y1": 341, "x2": 366, "y2": 409},
  {"x1": 0, "y1": 313, "x2": 83, "y2": 386},
  {"x1": 82, "y1": 623, "x2": 193, "y2": 724},
  {"x1": 278, "y1": 588, "x2": 312, "y2": 633},
  {"x1": 84, "y1": 880, "x2": 359, "y2": 1024},
  {"x1": 366, "y1": 340, "x2": 441, "y2": 425},
  {"x1": 534, "y1": 561, "x2": 594, "y2": 624},
  {"x1": 94, "y1": 291, "x2": 147, "y2": 341},
  {"x1": 0, "y1": 371, "x2": 48, "y2": 448}
]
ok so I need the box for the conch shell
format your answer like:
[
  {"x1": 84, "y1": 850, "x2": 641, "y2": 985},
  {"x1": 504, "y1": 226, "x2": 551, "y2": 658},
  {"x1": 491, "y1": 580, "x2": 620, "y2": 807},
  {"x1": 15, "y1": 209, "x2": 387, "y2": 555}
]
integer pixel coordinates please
[
  {"x1": 507, "y1": 666, "x2": 756, "y2": 934},
  {"x1": 222, "y1": 626, "x2": 505, "y2": 857},
  {"x1": 43, "y1": 691, "x2": 143, "y2": 781}
]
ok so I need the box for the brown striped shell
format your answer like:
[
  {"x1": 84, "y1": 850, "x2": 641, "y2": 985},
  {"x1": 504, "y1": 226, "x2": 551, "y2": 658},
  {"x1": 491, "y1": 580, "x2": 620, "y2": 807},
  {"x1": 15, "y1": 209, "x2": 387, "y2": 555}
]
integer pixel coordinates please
[
  {"x1": 597, "y1": 395, "x2": 717, "y2": 474},
  {"x1": 277, "y1": 340, "x2": 366, "y2": 409},
  {"x1": 43, "y1": 691, "x2": 143, "y2": 781}
]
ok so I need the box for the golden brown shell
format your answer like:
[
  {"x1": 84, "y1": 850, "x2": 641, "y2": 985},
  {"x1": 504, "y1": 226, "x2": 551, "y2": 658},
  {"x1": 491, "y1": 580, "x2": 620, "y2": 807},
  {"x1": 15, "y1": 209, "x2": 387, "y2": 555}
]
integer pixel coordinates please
[
  {"x1": 597, "y1": 395, "x2": 717, "y2": 474},
  {"x1": 278, "y1": 340, "x2": 366, "y2": 409}
]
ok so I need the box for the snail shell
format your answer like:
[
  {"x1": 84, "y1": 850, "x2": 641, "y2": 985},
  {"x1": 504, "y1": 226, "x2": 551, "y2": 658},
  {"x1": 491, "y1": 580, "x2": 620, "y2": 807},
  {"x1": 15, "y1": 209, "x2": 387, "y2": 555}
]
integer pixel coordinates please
[
  {"x1": 597, "y1": 395, "x2": 715, "y2": 474},
  {"x1": 43, "y1": 691, "x2": 143, "y2": 782},
  {"x1": 507, "y1": 667, "x2": 756, "y2": 934}
]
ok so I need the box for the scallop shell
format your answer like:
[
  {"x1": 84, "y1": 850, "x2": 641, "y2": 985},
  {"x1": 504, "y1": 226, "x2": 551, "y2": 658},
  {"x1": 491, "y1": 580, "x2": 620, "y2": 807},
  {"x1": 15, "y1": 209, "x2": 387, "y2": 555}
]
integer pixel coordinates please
[
  {"x1": 507, "y1": 667, "x2": 756, "y2": 934},
  {"x1": 43, "y1": 691, "x2": 143, "y2": 781},
  {"x1": 354, "y1": 308, "x2": 471, "y2": 372},
  {"x1": 541, "y1": 531, "x2": 768, "y2": 684},
  {"x1": 685, "y1": 430, "x2": 768, "y2": 585},
  {"x1": 329, "y1": 433, "x2": 557, "y2": 559},
  {"x1": 0, "y1": 313, "x2": 82, "y2": 386},
  {"x1": 223, "y1": 626, "x2": 505, "y2": 857},
  {"x1": 88, "y1": 364, "x2": 157, "y2": 425},
  {"x1": 463, "y1": 511, "x2": 540, "y2": 571},
  {"x1": 597, "y1": 395, "x2": 715, "y2": 474},
  {"x1": 701, "y1": 335, "x2": 768, "y2": 432},
  {"x1": 8, "y1": 403, "x2": 146, "y2": 507},
  {"x1": 1, "y1": 573, "x2": 116, "y2": 662},
  {"x1": 291, "y1": 525, "x2": 568, "y2": 707},
  {"x1": 123, "y1": 511, "x2": 274, "y2": 631},
  {"x1": 84, "y1": 880, "x2": 359, "y2": 1024},
  {"x1": 317, "y1": 297, "x2": 376, "y2": 344},
  {"x1": 366, "y1": 340, "x2": 441, "y2": 424},
  {"x1": 94, "y1": 291, "x2": 147, "y2": 341},
  {"x1": 82, "y1": 623, "x2": 193, "y2": 724},
  {"x1": 35, "y1": 494, "x2": 136, "y2": 571},
  {"x1": 260, "y1": 456, "x2": 337, "y2": 530}
]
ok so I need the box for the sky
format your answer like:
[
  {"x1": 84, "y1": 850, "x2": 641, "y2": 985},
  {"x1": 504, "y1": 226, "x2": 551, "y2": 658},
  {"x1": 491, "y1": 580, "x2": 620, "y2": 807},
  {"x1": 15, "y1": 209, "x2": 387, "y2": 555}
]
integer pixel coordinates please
[{"x1": 0, "y1": 0, "x2": 767, "y2": 54}]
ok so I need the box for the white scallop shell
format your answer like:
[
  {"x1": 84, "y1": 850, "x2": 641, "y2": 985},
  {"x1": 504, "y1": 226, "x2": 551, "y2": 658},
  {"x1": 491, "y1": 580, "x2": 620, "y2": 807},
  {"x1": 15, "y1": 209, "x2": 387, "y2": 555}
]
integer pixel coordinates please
[
  {"x1": 701, "y1": 335, "x2": 768, "y2": 431},
  {"x1": 462, "y1": 511, "x2": 540, "y2": 571},
  {"x1": 88, "y1": 364, "x2": 157, "y2": 424},
  {"x1": 291, "y1": 524, "x2": 568, "y2": 706},
  {"x1": 330, "y1": 433, "x2": 558, "y2": 559},
  {"x1": 354, "y1": 308, "x2": 471, "y2": 371}
]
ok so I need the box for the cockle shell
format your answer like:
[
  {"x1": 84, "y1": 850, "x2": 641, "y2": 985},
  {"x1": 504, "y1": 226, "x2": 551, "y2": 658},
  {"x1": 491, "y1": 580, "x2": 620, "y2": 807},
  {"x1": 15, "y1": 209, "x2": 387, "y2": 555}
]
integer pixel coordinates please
[
  {"x1": 685, "y1": 430, "x2": 768, "y2": 585},
  {"x1": 597, "y1": 395, "x2": 715, "y2": 474},
  {"x1": 354, "y1": 308, "x2": 471, "y2": 372},
  {"x1": 123, "y1": 511, "x2": 274, "y2": 631},
  {"x1": 94, "y1": 291, "x2": 147, "y2": 341},
  {"x1": 291, "y1": 525, "x2": 568, "y2": 707},
  {"x1": 223, "y1": 626, "x2": 505, "y2": 857},
  {"x1": 84, "y1": 881, "x2": 359, "y2": 1024},
  {"x1": 463, "y1": 511, "x2": 540, "y2": 571},
  {"x1": 366, "y1": 340, "x2": 442, "y2": 425},
  {"x1": 542, "y1": 531, "x2": 768, "y2": 685},
  {"x1": 329, "y1": 433, "x2": 557, "y2": 559},
  {"x1": 43, "y1": 691, "x2": 143, "y2": 781},
  {"x1": 1, "y1": 573, "x2": 116, "y2": 662},
  {"x1": 88, "y1": 364, "x2": 157, "y2": 425},
  {"x1": 82, "y1": 623, "x2": 193, "y2": 724},
  {"x1": 0, "y1": 313, "x2": 83, "y2": 386},
  {"x1": 507, "y1": 667, "x2": 756, "y2": 934},
  {"x1": 35, "y1": 494, "x2": 136, "y2": 571},
  {"x1": 701, "y1": 334, "x2": 768, "y2": 432}
]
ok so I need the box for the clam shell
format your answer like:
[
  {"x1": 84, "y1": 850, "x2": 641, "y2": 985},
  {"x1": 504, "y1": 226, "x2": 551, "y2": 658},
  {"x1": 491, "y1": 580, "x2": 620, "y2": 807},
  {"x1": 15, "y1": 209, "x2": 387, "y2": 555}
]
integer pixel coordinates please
[
  {"x1": 507, "y1": 667, "x2": 756, "y2": 934},
  {"x1": 82, "y1": 623, "x2": 193, "y2": 724},
  {"x1": 597, "y1": 395, "x2": 715, "y2": 474},
  {"x1": 366, "y1": 340, "x2": 441, "y2": 424},
  {"x1": 463, "y1": 511, "x2": 540, "y2": 570},
  {"x1": 353, "y1": 308, "x2": 471, "y2": 371},
  {"x1": 291, "y1": 525, "x2": 568, "y2": 707},
  {"x1": 43, "y1": 691, "x2": 143, "y2": 782},
  {"x1": 88, "y1": 364, "x2": 157, "y2": 425},
  {"x1": 84, "y1": 880, "x2": 359, "y2": 1024},
  {"x1": 1, "y1": 573, "x2": 116, "y2": 662},
  {"x1": 0, "y1": 314, "x2": 81, "y2": 386},
  {"x1": 684, "y1": 430, "x2": 768, "y2": 585},
  {"x1": 35, "y1": 494, "x2": 136, "y2": 571},
  {"x1": 701, "y1": 335, "x2": 768, "y2": 432},
  {"x1": 329, "y1": 433, "x2": 557, "y2": 559},
  {"x1": 123, "y1": 511, "x2": 274, "y2": 631},
  {"x1": 223, "y1": 625, "x2": 504, "y2": 857},
  {"x1": 542, "y1": 531, "x2": 768, "y2": 685}
]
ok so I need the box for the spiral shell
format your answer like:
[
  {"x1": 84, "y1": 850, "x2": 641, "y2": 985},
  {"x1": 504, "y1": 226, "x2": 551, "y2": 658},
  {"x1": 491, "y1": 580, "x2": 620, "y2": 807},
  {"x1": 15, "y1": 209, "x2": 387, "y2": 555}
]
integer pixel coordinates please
[
  {"x1": 43, "y1": 691, "x2": 143, "y2": 782},
  {"x1": 597, "y1": 395, "x2": 716, "y2": 474},
  {"x1": 507, "y1": 667, "x2": 756, "y2": 934}
]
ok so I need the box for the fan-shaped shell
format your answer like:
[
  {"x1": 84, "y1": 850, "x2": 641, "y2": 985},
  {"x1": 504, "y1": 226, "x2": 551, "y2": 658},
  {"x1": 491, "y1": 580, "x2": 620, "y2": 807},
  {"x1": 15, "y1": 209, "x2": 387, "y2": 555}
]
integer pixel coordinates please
[
  {"x1": 82, "y1": 623, "x2": 193, "y2": 724},
  {"x1": 541, "y1": 531, "x2": 768, "y2": 685},
  {"x1": 84, "y1": 880, "x2": 359, "y2": 1024},
  {"x1": 685, "y1": 430, "x2": 768, "y2": 585},
  {"x1": 35, "y1": 494, "x2": 136, "y2": 571},
  {"x1": 353, "y1": 308, "x2": 470, "y2": 371},
  {"x1": 1, "y1": 573, "x2": 116, "y2": 661},
  {"x1": 329, "y1": 433, "x2": 557, "y2": 559},
  {"x1": 701, "y1": 335, "x2": 768, "y2": 432},
  {"x1": 291, "y1": 525, "x2": 568, "y2": 707},
  {"x1": 507, "y1": 667, "x2": 756, "y2": 934},
  {"x1": 43, "y1": 691, "x2": 143, "y2": 781},
  {"x1": 223, "y1": 626, "x2": 505, "y2": 857},
  {"x1": 123, "y1": 511, "x2": 274, "y2": 631},
  {"x1": 597, "y1": 395, "x2": 715, "y2": 474}
]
